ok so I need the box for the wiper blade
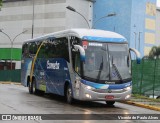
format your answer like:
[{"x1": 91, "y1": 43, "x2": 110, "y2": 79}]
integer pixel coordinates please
[
  {"x1": 96, "y1": 56, "x2": 103, "y2": 82},
  {"x1": 112, "y1": 63, "x2": 123, "y2": 82}
]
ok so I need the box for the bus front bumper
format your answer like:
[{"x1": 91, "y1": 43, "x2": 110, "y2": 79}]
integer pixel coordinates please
[{"x1": 74, "y1": 83, "x2": 132, "y2": 101}]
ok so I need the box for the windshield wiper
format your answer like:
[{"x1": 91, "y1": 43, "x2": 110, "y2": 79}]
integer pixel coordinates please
[
  {"x1": 96, "y1": 57, "x2": 103, "y2": 82},
  {"x1": 112, "y1": 63, "x2": 123, "y2": 82}
]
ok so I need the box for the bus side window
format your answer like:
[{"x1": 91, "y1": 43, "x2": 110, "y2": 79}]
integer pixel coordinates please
[
  {"x1": 28, "y1": 42, "x2": 37, "y2": 58},
  {"x1": 22, "y1": 43, "x2": 30, "y2": 58}
]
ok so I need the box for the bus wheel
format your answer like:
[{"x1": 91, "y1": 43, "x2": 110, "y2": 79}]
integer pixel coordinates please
[
  {"x1": 32, "y1": 79, "x2": 37, "y2": 94},
  {"x1": 66, "y1": 85, "x2": 73, "y2": 104},
  {"x1": 32, "y1": 79, "x2": 44, "y2": 95},
  {"x1": 106, "y1": 101, "x2": 115, "y2": 106},
  {"x1": 28, "y1": 79, "x2": 36, "y2": 94},
  {"x1": 28, "y1": 81, "x2": 33, "y2": 94}
]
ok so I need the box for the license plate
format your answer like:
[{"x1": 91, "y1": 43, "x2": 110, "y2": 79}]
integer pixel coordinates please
[{"x1": 105, "y1": 95, "x2": 114, "y2": 99}]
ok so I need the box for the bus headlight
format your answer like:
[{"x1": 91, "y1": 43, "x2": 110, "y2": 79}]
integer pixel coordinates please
[
  {"x1": 86, "y1": 85, "x2": 95, "y2": 90},
  {"x1": 124, "y1": 86, "x2": 132, "y2": 91}
]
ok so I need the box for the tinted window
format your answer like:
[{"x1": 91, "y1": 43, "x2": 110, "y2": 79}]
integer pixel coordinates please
[
  {"x1": 22, "y1": 43, "x2": 30, "y2": 58},
  {"x1": 29, "y1": 42, "x2": 37, "y2": 55},
  {"x1": 38, "y1": 37, "x2": 70, "y2": 62}
]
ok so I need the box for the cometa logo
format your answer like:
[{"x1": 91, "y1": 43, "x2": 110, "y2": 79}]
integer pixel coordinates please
[{"x1": 47, "y1": 60, "x2": 60, "y2": 69}]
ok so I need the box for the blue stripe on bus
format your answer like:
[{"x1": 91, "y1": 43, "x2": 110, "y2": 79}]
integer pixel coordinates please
[
  {"x1": 81, "y1": 79, "x2": 131, "y2": 89},
  {"x1": 108, "y1": 82, "x2": 132, "y2": 89},
  {"x1": 82, "y1": 36, "x2": 126, "y2": 42}
]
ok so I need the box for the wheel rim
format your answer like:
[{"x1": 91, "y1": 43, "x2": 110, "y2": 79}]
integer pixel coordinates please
[{"x1": 33, "y1": 81, "x2": 36, "y2": 93}]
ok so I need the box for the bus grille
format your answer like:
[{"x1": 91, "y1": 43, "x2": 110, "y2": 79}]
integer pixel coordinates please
[{"x1": 92, "y1": 89, "x2": 126, "y2": 93}]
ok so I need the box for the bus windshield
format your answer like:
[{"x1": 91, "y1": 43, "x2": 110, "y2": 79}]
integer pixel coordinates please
[{"x1": 82, "y1": 41, "x2": 131, "y2": 83}]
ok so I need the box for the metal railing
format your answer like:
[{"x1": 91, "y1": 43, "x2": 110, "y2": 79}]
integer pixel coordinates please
[{"x1": 132, "y1": 59, "x2": 160, "y2": 98}]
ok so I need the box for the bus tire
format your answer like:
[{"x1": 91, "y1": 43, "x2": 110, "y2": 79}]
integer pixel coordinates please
[
  {"x1": 106, "y1": 101, "x2": 115, "y2": 106},
  {"x1": 65, "y1": 85, "x2": 73, "y2": 104},
  {"x1": 32, "y1": 79, "x2": 37, "y2": 94},
  {"x1": 28, "y1": 81, "x2": 33, "y2": 94},
  {"x1": 32, "y1": 79, "x2": 44, "y2": 95},
  {"x1": 28, "y1": 78, "x2": 36, "y2": 94}
]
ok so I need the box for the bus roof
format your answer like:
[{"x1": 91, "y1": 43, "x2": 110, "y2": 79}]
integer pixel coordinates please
[{"x1": 24, "y1": 28, "x2": 127, "y2": 43}]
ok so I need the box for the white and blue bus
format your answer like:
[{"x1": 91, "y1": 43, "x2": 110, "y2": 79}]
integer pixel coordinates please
[{"x1": 21, "y1": 29, "x2": 140, "y2": 105}]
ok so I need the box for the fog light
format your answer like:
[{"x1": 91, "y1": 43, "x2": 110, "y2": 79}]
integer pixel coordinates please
[
  {"x1": 125, "y1": 94, "x2": 131, "y2": 99},
  {"x1": 85, "y1": 94, "x2": 91, "y2": 99}
]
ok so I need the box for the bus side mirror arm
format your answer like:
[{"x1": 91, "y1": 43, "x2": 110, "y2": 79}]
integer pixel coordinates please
[
  {"x1": 129, "y1": 48, "x2": 141, "y2": 64},
  {"x1": 74, "y1": 45, "x2": 85, "y2": 62}
]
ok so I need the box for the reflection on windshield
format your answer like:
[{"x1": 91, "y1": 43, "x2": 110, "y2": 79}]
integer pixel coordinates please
[
  {"x1": 112, "y1": 63, "x2": 122, "y2": 81},
  {"x1": 83, "y1": 45, "x2": 109, "y2": 82},
  {"x1": 83, "y1": 41, "x2": 131, "y2": 83},
  {"x1": 108, "y1": 43, "x2": 131, "y2": 81}
]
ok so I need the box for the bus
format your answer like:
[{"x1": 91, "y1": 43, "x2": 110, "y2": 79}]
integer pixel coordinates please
[{"x1": 21, "y1": 29, "x2": 140, "y2": 105}]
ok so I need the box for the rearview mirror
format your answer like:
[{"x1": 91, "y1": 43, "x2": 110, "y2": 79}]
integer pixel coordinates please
[
  {"x1": 129, "y1": 48, "x2": 141, "y2": 64},
  {"x1": 74, "y1": 45, "x2": 85, "y2": 62}
]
